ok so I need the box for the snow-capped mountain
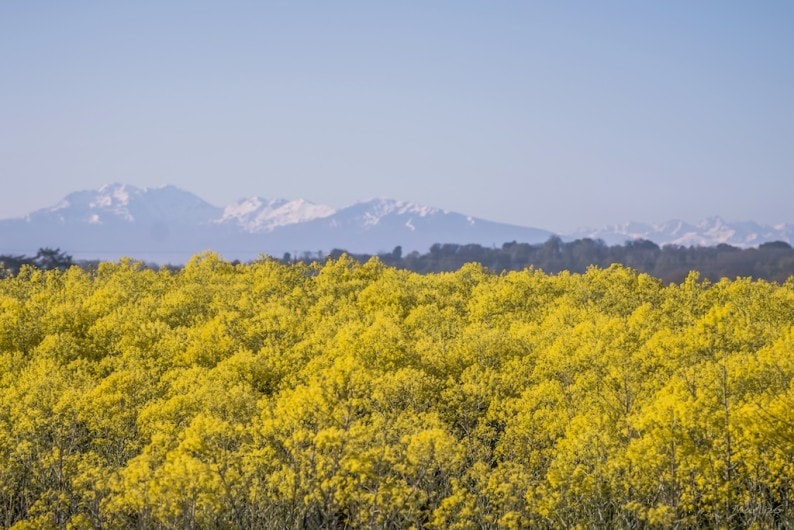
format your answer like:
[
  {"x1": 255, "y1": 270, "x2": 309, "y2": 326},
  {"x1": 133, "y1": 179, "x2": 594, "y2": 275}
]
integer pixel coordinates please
[
  {"x1": 273, "y1": 198, "x2": 552, "y2": 256},
  {"x1": 571, "y1": 217, "x2": 793, "y2": 248},
  {"x1": 1, "y1": 184, "x2": 790, "y2": 263},
  {"x1": 218, "y1": 197, "x2": 335, "y2": 232},
  {"x1": 0, "y1": 184, "x2": 552, "y2": 262},
  {"x1": 31, "y1": 183, "x2": 223, "y2": 226}
]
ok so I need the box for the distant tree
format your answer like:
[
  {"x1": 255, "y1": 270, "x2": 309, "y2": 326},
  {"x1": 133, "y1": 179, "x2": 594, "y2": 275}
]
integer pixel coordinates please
[
  {"x1": 296, "y1": 238, "x2": 794, "y2": 283},
  {"x1": 716, "y1": 243, "x2": 741, "y2": 252},
  {"x1": 329, "y1": 249, "x2": 347, "y2": 260},
  {"x1": 624, "y1": 239, "x2": 660, "y2": 251},
  {"x1": 0, "y1": 254, "x2": 31, "y2": 275},
  {"x1": 33, "y1": 247, "x2": 73, "y2": 271},
  {"x1": 759, "y1": 241, "x2": 792, "y2": 250},
  {"x1": 543, "y1": 236, "x2": 563, "y2": 253}
]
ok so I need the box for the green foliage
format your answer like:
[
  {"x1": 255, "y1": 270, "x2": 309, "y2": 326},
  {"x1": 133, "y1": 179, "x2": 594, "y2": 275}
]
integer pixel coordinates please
[
  {"x1": 0, "y1": 254, "x2": 793, "y2": 528},
  {"x1": 332, "y1": 238, "x2": 794, "y2": 283}
]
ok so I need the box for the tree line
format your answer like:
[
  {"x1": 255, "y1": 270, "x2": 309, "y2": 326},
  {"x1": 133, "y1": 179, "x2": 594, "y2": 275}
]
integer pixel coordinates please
[
  {"x1": 316, "y1": 238, "x2": 794, "y2": 283},
  {"x1": 4, "y1": 238, "x2": 794, "y2": 283},
  {"x1": 0, "y1": 248, "x2": 74, "y2": 275}
]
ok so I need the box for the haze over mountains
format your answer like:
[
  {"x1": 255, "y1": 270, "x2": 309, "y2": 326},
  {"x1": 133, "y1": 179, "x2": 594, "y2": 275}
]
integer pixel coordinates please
[{"x1": 0, "y1": 184, "x2": 791, "y2": 263}]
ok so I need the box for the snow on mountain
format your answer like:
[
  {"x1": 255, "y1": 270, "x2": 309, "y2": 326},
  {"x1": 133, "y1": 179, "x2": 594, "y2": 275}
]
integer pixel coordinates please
[
  {"x1": 2, "y1": 183, "x2": 792, "y2": 263},
  {"x1": 354, "y1": 197, "x2": 442, "y2": 226},
  {"x1": 0, "y1": 185, "x2": 554, "y2": 261},
  {"x1": 288, "y1": 197, "x2": 553, "y2": 255},
  {"x1": 125, "y1": 184, "x2": 223, "y2": 225},
  {"x1": 219, "y1": 197, "x2": 335, "y2": 231},
  {"x1": 571, "y1": 216, "x2": 793, "y2": 248},
  {"x1": 26, "y1": 183, "x2": 222, "y2": 226},
  {"x1": 323, "y1": 198, "x2": 444, "y2": 228}
]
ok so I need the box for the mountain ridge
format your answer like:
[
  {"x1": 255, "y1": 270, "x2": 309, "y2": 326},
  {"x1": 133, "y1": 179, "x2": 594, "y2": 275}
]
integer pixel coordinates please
[
  {"x1": 1, "y1": 184, "x2": 552, "y2": 262},
  {"x1": 570, "y1": 216, "x2": 793, "y2": 248},
  {"x1": 2, "y1": 184, "x2": 791, "y2": 263}
]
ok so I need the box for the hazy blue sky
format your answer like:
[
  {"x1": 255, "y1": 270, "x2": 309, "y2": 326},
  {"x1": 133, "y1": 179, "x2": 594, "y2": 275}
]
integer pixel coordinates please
[{"x1": 1, "y1": 1, "x2": 792, "y2": 232}]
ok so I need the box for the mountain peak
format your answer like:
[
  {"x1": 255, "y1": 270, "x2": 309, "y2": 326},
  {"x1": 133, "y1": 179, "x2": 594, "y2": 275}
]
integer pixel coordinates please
[
  {"x1": 97, "y1": 182, "x2": 137, "y2": 193},
  {"x1": 328, "y1": 198, "x2": 443, "y2": 230},
  {"x1": 219, "y1": 196, "x2": 334, "y2": 232},
  {"x1": 3, "y1": 183, "x2": 791, "y2": 262},
  {"x1": 356, "y1": 197, "x2": 443, "y2": 216},
  {"x1": 91, "y1": 183, "x2": 141, "y2": 213},
  {"x1": 27, "y1": 183, "x2": 220, "y2": 226},
  {"x1": 572, "y1": 216, "x2": 792, "y2": 248}
]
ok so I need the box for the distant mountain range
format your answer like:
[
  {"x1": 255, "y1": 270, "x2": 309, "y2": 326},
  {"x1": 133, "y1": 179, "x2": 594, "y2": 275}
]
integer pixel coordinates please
[
  {"x1": 0, "y1": 184, "x2": 790, "y2": 263},
  {"x1": 0, "y1": 184, "x2": 551, "y2": 262},
  {"x1": 569, "y1": 218, "x2": 794, "y2": 248}
]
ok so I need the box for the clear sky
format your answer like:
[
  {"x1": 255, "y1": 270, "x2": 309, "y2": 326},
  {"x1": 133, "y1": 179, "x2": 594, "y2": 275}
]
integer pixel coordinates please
[{"x1": 1, "y1": 1, "x2": 792, "y2": 233}]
